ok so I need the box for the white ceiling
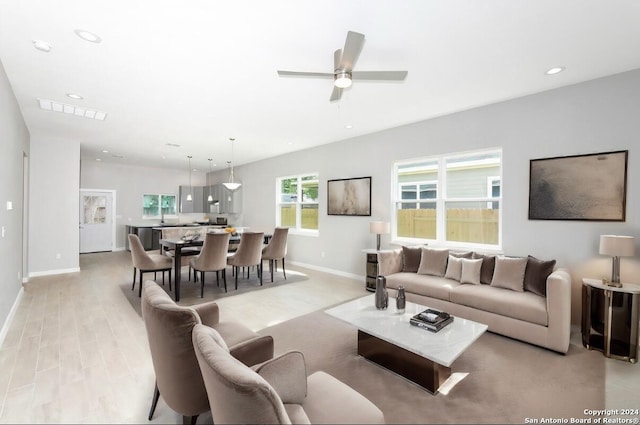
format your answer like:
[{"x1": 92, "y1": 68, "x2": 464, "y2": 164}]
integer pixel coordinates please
[{"x1": 1, "y1": 0, "x2": 640, "y2": 172}]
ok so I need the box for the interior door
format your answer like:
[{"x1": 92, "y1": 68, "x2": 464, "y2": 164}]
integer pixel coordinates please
[{"x1": 80, "y1": 190, "x2": 114, "y2": 253}]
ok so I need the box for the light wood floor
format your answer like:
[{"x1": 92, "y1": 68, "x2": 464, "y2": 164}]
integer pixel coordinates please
[{"x1": 0, "y1": 251, "x2": 638, "y2": 423}]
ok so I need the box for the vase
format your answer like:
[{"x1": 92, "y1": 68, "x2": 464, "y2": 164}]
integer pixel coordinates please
[
  {"x1": 396, "y1": 285, "x2": 406, "y2": 313},
  {"x1": 375, "y1": 276, "x2": 388, "y2": 310}
]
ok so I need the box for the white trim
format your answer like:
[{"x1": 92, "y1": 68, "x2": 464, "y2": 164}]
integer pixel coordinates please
[
  {"x1": 0, "y1": 287, "x2": 24, "y2": 348},
  {"x1": 289, "y1": 261, "x2": 361, "y2": 281},
  {"x1": 29, "y1": 267, "x2": 81, "y2": 278}
]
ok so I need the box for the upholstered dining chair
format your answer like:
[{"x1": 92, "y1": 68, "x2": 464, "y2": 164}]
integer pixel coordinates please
[
  {"x1": 192, "y1": 324, "x2": 385, "y2": 425},
  {"x1": 261, "y1": 227, "x2": 289, "y2": 282},
  {"x1": 128, "y1": 234, "x2": 173, "y2": 297},
  {"x1": 141, "y1": 281, "x2": 274, "y2": 425},
  {"x1": 227, "y1": 231, "x2": 265, "y2": 289},
  {"x1": 161, "y1": 228, "x2": 200, "y2": 281},
  {"x1": 190, "y1": 232, "x2": 230, "y2": 296}
]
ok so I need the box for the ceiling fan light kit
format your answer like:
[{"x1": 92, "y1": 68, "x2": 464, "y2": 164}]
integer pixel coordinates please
[{"x1": 277, "y1": 30, "x2": 407, "y2": 101}]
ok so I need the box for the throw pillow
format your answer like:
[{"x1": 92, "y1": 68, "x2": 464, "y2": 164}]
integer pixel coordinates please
[
  {"x1": 417, "y1": 248, "x2": 450, "y2": 277},
  {"x1": 460, "y1": 258, "x2": 483, "y2": 285},
  {"x1": 523, "y1": 255, "x2": 556, "y2": 296},
  {"x1": 402, "y1": 245, "x2": 423, "y2": 273},
  {"x1": 472, "y1": 252, "x2": 496, "y2": 284},
  {"x1": 450, "y1": 251, "x2": 473, "y2": 259},
  {"x1": 444, "y1": 256, "x2": 463, "y2": 281},
  {"x1": 490, "y1": 256, "x2": 528, "y2": 292}
]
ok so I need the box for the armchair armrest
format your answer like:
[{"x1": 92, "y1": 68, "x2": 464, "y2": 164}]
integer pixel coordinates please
[
  {"x1": 377, "y1": 248, "x2": 403, "y2": 276},
  {"x1": 254, "y1": 350, "x2": 307, "y2": 404},
  {"x1": 229, "y1": 335, "x2": 275, "y2": 366},
  {"x1": 192, "y1": 301, "x2": 220, "y2": 327}
]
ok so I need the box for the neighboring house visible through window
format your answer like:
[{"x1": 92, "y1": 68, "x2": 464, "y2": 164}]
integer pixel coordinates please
[
  {"x1": 276, "y1": 173, "x2": 319, "y2": 233},
  {"x1": 393, "y1": 149, "x2": 502, "y2": 248},
  {"x1": 143, "y1": 194, "x2": 177, "y2": 219}
]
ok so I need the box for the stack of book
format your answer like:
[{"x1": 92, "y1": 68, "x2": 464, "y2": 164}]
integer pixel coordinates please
[{"x1": 410, "y1": 309, "x2": 454, "y2": 332}]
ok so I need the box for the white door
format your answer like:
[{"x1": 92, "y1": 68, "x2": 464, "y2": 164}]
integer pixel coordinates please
[{"x1": 80, "y1": 190, "x2": 114, "y2": 253}]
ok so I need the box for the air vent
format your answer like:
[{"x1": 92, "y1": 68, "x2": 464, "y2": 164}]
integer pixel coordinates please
[
  {"x1": 166, "y1": 143, "x2": 181, "y2": 147},
  {"x1": 38, "y1": 98, "x2": 107, "y2": 121}
]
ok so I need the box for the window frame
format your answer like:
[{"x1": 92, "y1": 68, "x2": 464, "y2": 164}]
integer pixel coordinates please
[
  {"x1": 276, "y1": 172, "x2": 319, "y2": 236},
  {"x1": 392, "y1": 148, "x2": 502, "y2": 250},
  {"x1": 142, "y1": 193, "x2": 178, "y2": 219}
]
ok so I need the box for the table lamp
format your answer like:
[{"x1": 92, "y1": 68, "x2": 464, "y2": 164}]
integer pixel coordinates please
[
  {"x1": 370, "y1": 221, "x2": 390, "y2": 251},
  {"x1": 599, "y1": 235, "x2": 635, "y2": 287}
]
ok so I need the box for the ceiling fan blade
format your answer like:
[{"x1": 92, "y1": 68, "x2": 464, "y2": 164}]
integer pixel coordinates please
[
  {"x1": 329, "y1": 86, "x2": 343, "y2": 102},
  {"x1": 277, "y1": 70, "x2": 334, "y2": 78},
  {"x1": 338, "y1": 31, "x2": 365, "y2": 71},
  {"x1": 351, "y1": 70, "x2": 408, "y2": 81},
  {"x1": 334, "y1": 49, "x2": 341, "y2": 71}
]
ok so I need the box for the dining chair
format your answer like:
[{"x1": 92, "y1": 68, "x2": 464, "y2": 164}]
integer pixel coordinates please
[
  {"x1": 261, "y1": 227, "x2": 289, "y2": 282},
  {"x1": 128, "y1": 234, "x2": 173, "y2": 297},
  {"x1": 161, "y1": 228, "x2": 200, "y2": 281},
  {"x1": 141, "y1": 281, "x2": 274, "y2": 424},
  {"x1": 190, "y1": 232, "x2": 231, "y2": 296},
  {"x1": 227, "y1": 232, "x2": 265, "y2": 289}
]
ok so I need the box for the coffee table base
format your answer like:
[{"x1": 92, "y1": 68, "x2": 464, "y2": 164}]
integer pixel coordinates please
[{"x1": 358, "y1": 330, "x2": 451, "y2": 394}]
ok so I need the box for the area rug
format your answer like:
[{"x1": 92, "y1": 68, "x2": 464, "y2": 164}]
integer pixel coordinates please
[
  {"x1": 258, "y1": 310, "x2": 605, "y2": 424},
  {"x1": 121, "y1": 267, "x2": 308, "y2": 316}
]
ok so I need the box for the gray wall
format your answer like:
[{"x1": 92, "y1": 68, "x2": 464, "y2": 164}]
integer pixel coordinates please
[
  {"x1": 0, "y1": 59, "x2": 29, "y2": 333},
  {"x1": 228, "y1": 69, "x2": 640, "y2": 324},
  {"x1": 80, "y1": 161, "x2": 206, "y2": 249}
]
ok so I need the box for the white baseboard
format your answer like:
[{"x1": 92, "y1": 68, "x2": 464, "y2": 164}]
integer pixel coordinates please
[
  {"x1": 29, "y1": 267, "x2": 81, "y2": 278},
  {"x1": 288, "y1": 261, "x2": 363, "y2": 281},
  {"x1": 113, "y1": 246, "x2": 126, "y2": 252},
  {"x1": 0, "y1": 287, "x2": 24, "y2": 348}
]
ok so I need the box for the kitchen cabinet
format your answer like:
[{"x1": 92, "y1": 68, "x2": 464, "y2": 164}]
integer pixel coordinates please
[
  {"x1": 206, "y1": 184, "x2": 242, "y2": 213},
  {"x1": 179, "y1": 186, "x2": 205, "y2": 213}
]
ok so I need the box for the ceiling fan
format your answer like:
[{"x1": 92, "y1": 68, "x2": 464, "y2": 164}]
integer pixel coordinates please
[{"x1": 277, "y1": 31, "x2": 408, "y2": 101}]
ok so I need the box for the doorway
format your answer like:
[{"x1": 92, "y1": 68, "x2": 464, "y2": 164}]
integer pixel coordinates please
[{"x1": 79, "y1": 189, "x2": 115, "y2": 253}]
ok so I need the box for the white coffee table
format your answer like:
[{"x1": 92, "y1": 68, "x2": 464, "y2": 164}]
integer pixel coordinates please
[{"x1": 325, "y1": 294, "x2": 488, "y2": 394}]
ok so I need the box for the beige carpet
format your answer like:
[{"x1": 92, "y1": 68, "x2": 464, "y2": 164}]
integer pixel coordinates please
[{"x1": 258, "y1": 310, "x2": 605, "y2": 424}]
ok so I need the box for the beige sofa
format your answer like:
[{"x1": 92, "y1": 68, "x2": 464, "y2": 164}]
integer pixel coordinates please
[{"x1": 377, "y1": 247, "x2": 571, "y2": 353}]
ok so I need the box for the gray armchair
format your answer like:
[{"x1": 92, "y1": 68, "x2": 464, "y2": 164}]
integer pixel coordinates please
[
  {"x1": 192, "y1": 324, "x2": 385, "y2": 425},
  {"x1": 141, "y1": 281, "x2": 274, "y2": 424}
]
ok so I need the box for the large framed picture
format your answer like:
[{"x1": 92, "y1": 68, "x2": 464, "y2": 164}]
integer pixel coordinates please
[
  {"x1": 528, "y1": 150, "x2": 628, "y2": 221},
  {"x1": 327, "y1": 176, "x2": 372, "y2": 216}
]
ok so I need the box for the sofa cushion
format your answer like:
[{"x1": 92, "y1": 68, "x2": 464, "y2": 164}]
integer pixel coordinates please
[
  {"x1": 524, "y1": 256, "x2": 556, "y2": 297},
  {"x1": 444, "y1": 256, "x2": 463, "y2": 281},
  {"x1": 460, "y1": 258, "x2": 482, "y2": 285},
  {"x1": 450, "y1": 251, "x2": 473, "y2": 259},
  {"x1": 490, "y1": 256, "x2": 528, "y2": 292},
  {"x1": 385, "y1": 273, "x2": 460, "y2": 301},
  {"x1": 450, "y1": 284, "x2": 548, "y2": 326},
  {"x1": 417, "y1": 248, "x2": 450, "y2": 277},
  {"x1": 472, "y1": 252, "x2": 496, "y2": 284},
  {"x1": 401, "y1": 246, "x2": 423, "y2": 273}
]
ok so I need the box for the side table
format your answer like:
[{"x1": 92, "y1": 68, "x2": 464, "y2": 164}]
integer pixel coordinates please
[
  {"x1": 581, "y1": 278, "x2": 640, "y2": 363},
  {"x1": 362, "y1": 249, "x2": 379, "y2": 292}
]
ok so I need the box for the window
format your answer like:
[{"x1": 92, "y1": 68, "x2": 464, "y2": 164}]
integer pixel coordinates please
[
  {"x1": 143, "y1": 194, "x2": 177, "y2": 218},
  {"x1": 393, "y1": 149, "x2": 502, "y2": 248},
  {"x1": 277, "y1": 173, "x2": 319, "y2": 233}
]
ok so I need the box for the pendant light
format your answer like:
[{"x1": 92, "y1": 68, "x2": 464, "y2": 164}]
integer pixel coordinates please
[
  {"x1": 207, "y1": 158, "x2": 214, "y2": 202},
  {"x1": 186, "y1": 155, "x2": 193, "y2": 202},
  {"x1": 223, "y1": 138, "x2": 241, "y2": 191}
]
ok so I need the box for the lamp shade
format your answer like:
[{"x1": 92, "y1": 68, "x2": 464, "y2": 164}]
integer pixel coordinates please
[
  {"x1": 599, "y1": 235, "x2": 635, "y2": 257},
  {"x1": 369, "y1": 221, "x2": 390, "y2": 234}
]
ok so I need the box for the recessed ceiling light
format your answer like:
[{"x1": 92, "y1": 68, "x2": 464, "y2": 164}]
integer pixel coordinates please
[
  {"x1": 38, "y1": 98, "x2": 107, "y2": 121},
  {"x1": 545, "y1": 66, "x2": 565, "y2": 75},
  {"x1": 345, "y1": 124, "x2": 353, "y2": 129},
  {"x1": 95, "y1": 158, "x2": 102, "y2": 161},
  {"x1": 66, "y1": 93, "x2": 83, "y2": 100},
  {"x1": 32, "y1": 40, "x2": 52, "y2": 52},
  {"x1": 287, "y1": 141, "x2": 294, "y2": 145},
  {"x1": 102, "y1": 149, "x2": 109, "y2": 153},
  {"x1": 74, "y1": 29, "x2": 102, "y2": 43}
]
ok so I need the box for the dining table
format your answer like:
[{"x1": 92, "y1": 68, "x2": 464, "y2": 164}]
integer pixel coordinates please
[{"x1": 160, "y1": 233, "x2": 272, "y2": 302}]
